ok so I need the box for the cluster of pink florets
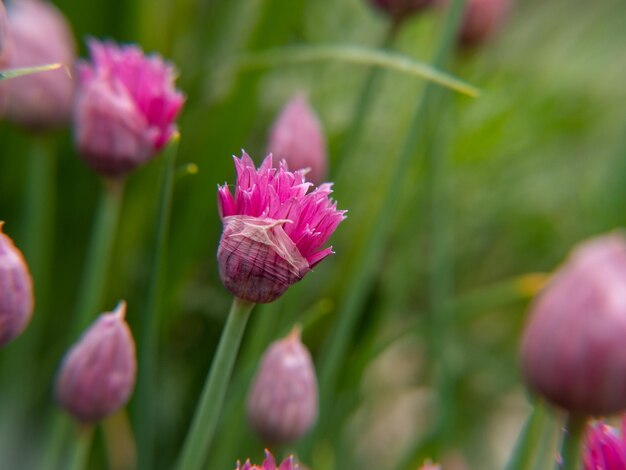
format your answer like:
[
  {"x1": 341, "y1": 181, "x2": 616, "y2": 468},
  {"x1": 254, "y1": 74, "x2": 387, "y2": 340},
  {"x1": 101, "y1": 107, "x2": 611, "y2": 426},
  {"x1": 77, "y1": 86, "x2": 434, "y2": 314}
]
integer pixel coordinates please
[{"x1": 218, "y1": 152, "x2": 346, "y2": 268}]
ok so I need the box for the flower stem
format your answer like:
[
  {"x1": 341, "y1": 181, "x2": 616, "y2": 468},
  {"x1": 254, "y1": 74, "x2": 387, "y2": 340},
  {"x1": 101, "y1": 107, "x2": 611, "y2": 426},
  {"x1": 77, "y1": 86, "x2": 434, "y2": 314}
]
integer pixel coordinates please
[
  {"x1": 3, "y1": 136, "x2": 56, "y2": 398},
  {"x1": 334, "y1": 24, "x2": 398, "y2": 180},
  {"x1": 176, "y1": 297, "x2": 255, "y2": 470},
  {"x1": 312, "y1": 0, "x2": 468, "y2": 457},
  {"x1": 134, "y1": 137, "x2": 180, "y2": 469},
  {"x1": 67, "y1": 425, "x2": 93, "y2": 470},
  {"x1": 557, "y1": 413, "x2": 587, "y2": 470},
  {"x1": 505, "y1": 402, "x2": 549, "y2": 470},
  {"x1": 71, "y1": 178, "x2": 124, "y2": 337}
]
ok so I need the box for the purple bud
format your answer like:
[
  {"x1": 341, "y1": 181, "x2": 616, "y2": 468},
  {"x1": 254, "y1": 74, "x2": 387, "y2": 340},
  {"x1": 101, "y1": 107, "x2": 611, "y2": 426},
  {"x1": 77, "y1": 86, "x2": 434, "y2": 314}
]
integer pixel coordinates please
[
  {"x1": 247, "y1": 327, "x2": 318, "y2": 444},
  {"x1": 0, "y1": 222, "x2": 34, "y2": 347},
  {"x1": 74, "y1": 39, "x2": 184, "y2": 178},
  {"x1": 458, "y1": 0, "x2": 512, "y2": 48},
  {"x1": 0, "y1": 0, "x2": 75, "y2": 130},
  {"x1": 584, "y1": 421, "x2": 626, "y2": 470},
  {"x1": 267, "y1": 94, "x2": 328, "y2": 186},
  {"x1": 520, "y1": 234, "x2": 626, "y2": 415},
  {"x1": 56, "y1": 302, "x2": 137, "y2": 423},
  {"x1": 370, "y1": 0, "x2": 436, "y2": 24}
]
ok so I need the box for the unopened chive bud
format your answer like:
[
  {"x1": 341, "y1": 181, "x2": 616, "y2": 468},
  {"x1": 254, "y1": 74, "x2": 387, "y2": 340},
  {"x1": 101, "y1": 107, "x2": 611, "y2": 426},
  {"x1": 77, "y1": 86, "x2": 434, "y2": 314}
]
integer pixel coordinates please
[
  {"x1": 247, "y1": 327, "x2": 318, "y2": 444},
  {"x1": 0, "y1": 222, "x2": 34, "y2": 347},
  {"x1": 267, "y1": 94, "x2": 328, "y2": 185},
  {"x1": 520, "y1": 234, "x2": 626, "y2": 415},
  {"x1": 56, "y1": 301, "x2": 136, "y2": 423}
]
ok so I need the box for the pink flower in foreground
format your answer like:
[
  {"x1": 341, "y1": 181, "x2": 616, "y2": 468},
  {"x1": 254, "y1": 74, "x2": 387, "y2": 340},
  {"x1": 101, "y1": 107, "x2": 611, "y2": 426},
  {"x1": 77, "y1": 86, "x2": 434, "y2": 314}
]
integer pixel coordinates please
[
  {"x1": 584, "y1": 421, "x2": 626, "y2": 470},
  {"x1": 74, "y1": 39, "x2": 184, "y2": 178},
  {"x1": 0, "y1": 0, "x2": 75, "y2": 130},
  {"x1": 267, "y1": 94, "x2": 327, "y2": 185},
  {"x1": 56, "y1": 301, "x2": 136, "y2": 423},
  {"x1": 520, "y1": 234, "x2": 626, "y2": 415},
  {"x1": 236, "y1": 449, "x2": 298, "y2": 470},
  {"x1": 217, "y1": 152, "x2": 346, "y2": 304}
]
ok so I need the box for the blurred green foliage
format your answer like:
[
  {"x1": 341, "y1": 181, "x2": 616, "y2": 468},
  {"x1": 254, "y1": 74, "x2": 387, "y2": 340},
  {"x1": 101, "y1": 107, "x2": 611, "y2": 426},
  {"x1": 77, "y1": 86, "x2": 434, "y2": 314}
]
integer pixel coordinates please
[{"x1": 1, "y1": 0, "x2": 626, "y2": 469}]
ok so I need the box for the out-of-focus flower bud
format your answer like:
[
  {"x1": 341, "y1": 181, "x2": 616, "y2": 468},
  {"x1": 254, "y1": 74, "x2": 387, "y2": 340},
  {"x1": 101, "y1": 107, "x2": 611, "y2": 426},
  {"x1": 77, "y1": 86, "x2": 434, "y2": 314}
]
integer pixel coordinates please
[
  {"x1": 418, "y1": 462, "x2": 442, "y2": 470},
  {"x1": 56, "y1": 301, "x2": 136, "y2": 423},
  {"x1": 267, "y1": 94, "x2": 327, "y2": 186},
  {"x1": 217, "y1": 152, "x2": 345, "y2": 304},
  {"x1": 237, "y1": 449, "x2": 297, "y2": 470},
  {"x1": 520, "y1": 234, "x2": 626, "y2": 415},
  {"x1": 0, "y1": 0, "x2": 75, "y2": 130},
  {"x1": 74, "y1": 39, "x2": 184, "y2": 178},
  {"x1": 0, "y1": 222, "x2": 34, "y2": 347},
  {"x1": 247, "y1": 327, "x2": 318, "y2": 444},
  {"x1": 584, "y1": 420, "x2": 626, "y2": 470},
  {"x1": 370, "y1": 0, "x2": 436, "y2": 25},
  {"x1": 458, "y1": 0, "x2": 512, "y2": 48}
]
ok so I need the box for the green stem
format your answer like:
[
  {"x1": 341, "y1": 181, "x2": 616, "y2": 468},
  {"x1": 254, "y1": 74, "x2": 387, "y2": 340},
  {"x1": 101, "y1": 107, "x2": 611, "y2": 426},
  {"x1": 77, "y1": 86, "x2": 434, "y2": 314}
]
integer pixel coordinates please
[
  {"x1": 67, "y1": 426, "x2": 94, "y2": 470},
  {"x1": 71, "y1": 178, "x2": 124, "y2": 337},
  {"x1": 557, "y1": 413, "x2": 587, "y2": 470},
  {"x1": 4, "y1": 137, "x2": 56, "y2": 398},
  {"x1": 334, "y1": 24, "x2": 398, "y2": 180},
  {"x1": 311, "y1": 0, "x2": 468, "y2": 457},
  {"x1": 176, "y1": 297, "x2": 255, "y2": 470},
  {"x1": 505, "y1": 402, "x2": 549, "y2": 470},
  {"x1": 134, "y1": 137, "x2": 180, "y2": 469}
]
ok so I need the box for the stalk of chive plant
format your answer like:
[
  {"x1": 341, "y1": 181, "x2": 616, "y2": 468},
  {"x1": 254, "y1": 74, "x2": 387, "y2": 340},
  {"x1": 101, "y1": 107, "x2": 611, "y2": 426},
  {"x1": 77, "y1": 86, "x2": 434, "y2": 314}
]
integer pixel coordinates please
[
  {"x1": 67, "y1": 427, "x2": 94, "y2": 470},
  {"x1": 310, "y1": 0, "x2": 469, "y2": 460},
  {"x1": 558, "y1": 414, "x2": 587, "y2": 470},
  {"x1": 176, "y1": 297, "x2": 255, "y2": 470},
  {"x1": 134, "y1": 135, "x2": 180, "y2": 470},
  {"x1": 334, "y1": 24, "x2": 398, "y2": 182},
  {"x1": 177, "y1": 153, "x2": 344, "y2": 470},
  {"x1": 1, "y1": 137, "x2": 58, "y2": 405}
]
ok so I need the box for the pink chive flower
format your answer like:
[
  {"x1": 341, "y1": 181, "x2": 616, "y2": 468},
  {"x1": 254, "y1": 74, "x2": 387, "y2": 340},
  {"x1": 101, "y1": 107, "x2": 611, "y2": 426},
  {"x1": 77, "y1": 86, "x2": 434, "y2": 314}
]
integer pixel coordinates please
[
  {"x1": 55, "y1": 301, "x2": 137, "y2": 423},
  {"x1": 520, "y1": 234, "x2": 626, "y2": 415},
  {"x1": 247, "y1": 326, "x2": 318, "y2": 444},
  {"x1": 236, "y1": 449, "x2": 298, "y2": 470},
  {"x1": 267, "y1": 94, "x2": 327, "y2": 186},
  {"x1": 584, "y1": 421, "x2": 626, "y2": 470},
  {"x1": 0, "y1": 0, "x2": 75, "y2": 130},
  {"x1": 74, "y1": 39, "x2": 185, "y2": 178},
  {"x1": 0, "y1": 222, "x2": 34, "y2": 347},
  {"x1": 217, "y1": 152, "x2": 346, "y2": 304}
]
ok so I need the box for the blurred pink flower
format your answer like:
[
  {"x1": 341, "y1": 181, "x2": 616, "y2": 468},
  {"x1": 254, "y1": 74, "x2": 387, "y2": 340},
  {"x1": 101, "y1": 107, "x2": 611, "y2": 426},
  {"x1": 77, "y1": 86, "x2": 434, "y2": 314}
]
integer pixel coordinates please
[
  {"x1": 56, "y1": 301, "x2": 136, "y2": 423},
  {"x1": 458, "y1": 0, "x2": 512, "y2": 47},
  {"x1": 74, "y1": 39, "x2": 185, "y2": 178},
  {"x1": 0, "y1": 0, "x2": 75, "y2": 130},
  {"x1": 584, "y1": 421, "x2": 626, "y2": 470},
  {"x1": 267, "y1": 94, "x2": 327, "y2": 185},
  {"x1": 247, "y1": 327, "x2": 318, "y2": 444},
  {"x1": 520, "y1": 234, "x2": 626, "y2": 415},
  {"x1": 236, "y1": 449, "x2": 297, "y2": 470},
  {"x1": 217, "y1": 152, "x2": 346, "y2": 303},
  {"x1": 0, "y1": 222, "x2": 34, "y2": 347}
]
